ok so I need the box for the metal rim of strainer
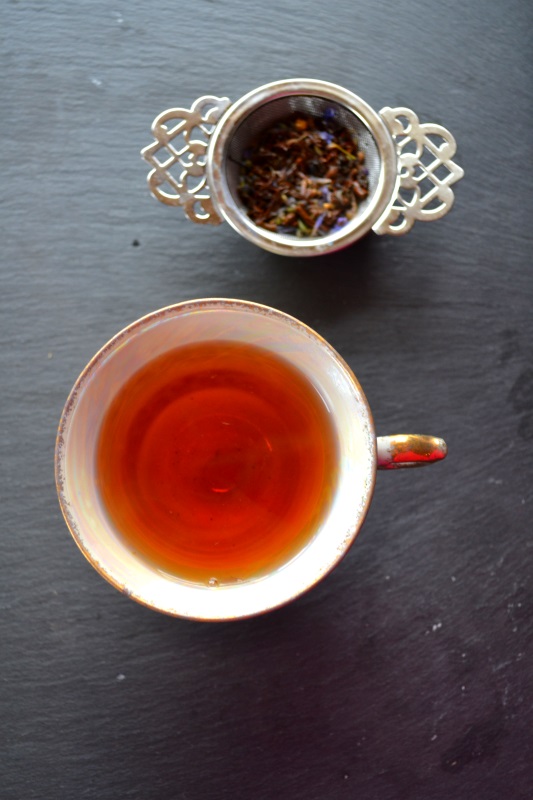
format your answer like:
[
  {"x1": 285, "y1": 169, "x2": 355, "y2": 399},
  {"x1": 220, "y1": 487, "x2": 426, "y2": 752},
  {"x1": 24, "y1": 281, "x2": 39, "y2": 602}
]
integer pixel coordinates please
[{"x1": 206, "y1": 79, "x2": 398, "y2": 257}]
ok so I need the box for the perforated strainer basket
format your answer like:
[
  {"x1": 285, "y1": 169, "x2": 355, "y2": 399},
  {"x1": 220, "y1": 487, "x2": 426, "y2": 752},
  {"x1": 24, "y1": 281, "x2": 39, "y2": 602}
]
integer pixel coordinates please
[{"x1": 142, "y1": 79, "x2": 464, "y2": 257}]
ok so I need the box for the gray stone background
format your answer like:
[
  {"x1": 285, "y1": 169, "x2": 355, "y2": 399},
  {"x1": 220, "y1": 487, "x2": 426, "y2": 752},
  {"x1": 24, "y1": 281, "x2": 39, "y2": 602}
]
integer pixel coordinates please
[{"x1": 2, "y1": 1, "x2": 532, "y2": 798}]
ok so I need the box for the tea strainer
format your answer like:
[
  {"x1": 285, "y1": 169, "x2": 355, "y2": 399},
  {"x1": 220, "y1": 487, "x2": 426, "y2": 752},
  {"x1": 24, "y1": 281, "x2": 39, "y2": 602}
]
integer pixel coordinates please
[{"x1": 141, "y1": 79, "x2": 464, "y2": 257}]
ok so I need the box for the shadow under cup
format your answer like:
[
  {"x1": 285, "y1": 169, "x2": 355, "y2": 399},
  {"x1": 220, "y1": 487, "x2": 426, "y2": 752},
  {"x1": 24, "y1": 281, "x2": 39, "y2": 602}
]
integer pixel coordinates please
[{"x1": 55, "y1": 300, "x2": 376, "y2": 620}]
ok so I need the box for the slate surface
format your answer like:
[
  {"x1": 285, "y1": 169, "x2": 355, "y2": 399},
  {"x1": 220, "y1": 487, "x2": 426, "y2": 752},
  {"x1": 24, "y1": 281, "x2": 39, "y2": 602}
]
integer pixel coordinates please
[{"x1": 1, "y1": 2, "x2": 532, "y2": 798}]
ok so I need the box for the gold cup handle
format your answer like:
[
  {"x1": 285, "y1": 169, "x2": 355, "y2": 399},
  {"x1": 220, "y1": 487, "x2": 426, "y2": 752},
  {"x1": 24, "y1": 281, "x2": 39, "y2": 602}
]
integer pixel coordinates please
[{"x1": 377, "y1": 434, "x2": 447, "y2": 469}]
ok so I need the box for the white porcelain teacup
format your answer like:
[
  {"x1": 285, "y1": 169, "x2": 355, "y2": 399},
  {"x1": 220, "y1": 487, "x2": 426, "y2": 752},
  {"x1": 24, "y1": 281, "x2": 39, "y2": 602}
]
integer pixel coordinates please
[{"x1": 55, "y1": 299, "x2": 446, "y2": 620}]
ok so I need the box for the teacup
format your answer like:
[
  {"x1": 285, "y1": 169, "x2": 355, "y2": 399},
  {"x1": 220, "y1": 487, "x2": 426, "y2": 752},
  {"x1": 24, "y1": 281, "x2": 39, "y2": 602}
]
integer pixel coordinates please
[{"x1": 55, "y1": 299, "x2": 446, "y2": 620}]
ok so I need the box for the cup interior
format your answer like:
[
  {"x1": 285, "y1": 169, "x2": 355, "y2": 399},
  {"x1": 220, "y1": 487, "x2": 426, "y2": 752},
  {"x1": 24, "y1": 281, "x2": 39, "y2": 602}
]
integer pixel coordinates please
[{"x1": 56, "y1": 300, "x2": 376, "y2": 619}]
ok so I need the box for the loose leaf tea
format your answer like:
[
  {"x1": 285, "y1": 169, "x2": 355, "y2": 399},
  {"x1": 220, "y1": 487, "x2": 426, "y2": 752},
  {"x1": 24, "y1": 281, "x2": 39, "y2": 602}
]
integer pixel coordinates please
[{"x1": 237, "y1": 112, "x2": 369, "y2": 237}]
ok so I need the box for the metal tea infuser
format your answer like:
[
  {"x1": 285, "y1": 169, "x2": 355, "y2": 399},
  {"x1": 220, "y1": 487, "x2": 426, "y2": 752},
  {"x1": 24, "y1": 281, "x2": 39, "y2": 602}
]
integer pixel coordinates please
[{"x1": 141, "y1": 79, "x2": 464, "y2": 257}]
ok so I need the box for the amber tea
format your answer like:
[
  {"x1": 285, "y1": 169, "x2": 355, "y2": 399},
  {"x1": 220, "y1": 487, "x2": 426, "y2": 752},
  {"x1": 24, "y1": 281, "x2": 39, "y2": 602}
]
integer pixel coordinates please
[{"x1": 96, "y1": 340, "x2": 339, "y2": 584}]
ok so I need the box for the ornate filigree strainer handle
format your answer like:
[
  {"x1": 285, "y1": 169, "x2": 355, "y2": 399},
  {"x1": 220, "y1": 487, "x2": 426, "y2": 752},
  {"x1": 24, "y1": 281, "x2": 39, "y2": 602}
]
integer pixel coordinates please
[
  {"x1": 141, "y1": 95, "x2": 231, "y2": 225},
  {"x1": 373, "y1": 107, "x2": 464, "y2": 236}
]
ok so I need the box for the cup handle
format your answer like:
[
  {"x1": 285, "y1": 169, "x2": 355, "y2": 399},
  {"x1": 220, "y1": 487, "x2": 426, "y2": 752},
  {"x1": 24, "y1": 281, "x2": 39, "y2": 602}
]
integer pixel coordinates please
[{"x1": 377, "y1": 434, "x2": 447, "y2": 469}]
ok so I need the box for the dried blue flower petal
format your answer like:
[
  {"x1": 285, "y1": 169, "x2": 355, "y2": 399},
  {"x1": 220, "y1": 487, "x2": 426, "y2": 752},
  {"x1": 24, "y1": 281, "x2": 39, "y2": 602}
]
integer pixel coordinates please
[
  {"x1": 331, "y1": 216, "x2": 348, "y2": 233},
  {"x1": 312, "y1": 213, "x2": 326, "y2": 235}
]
